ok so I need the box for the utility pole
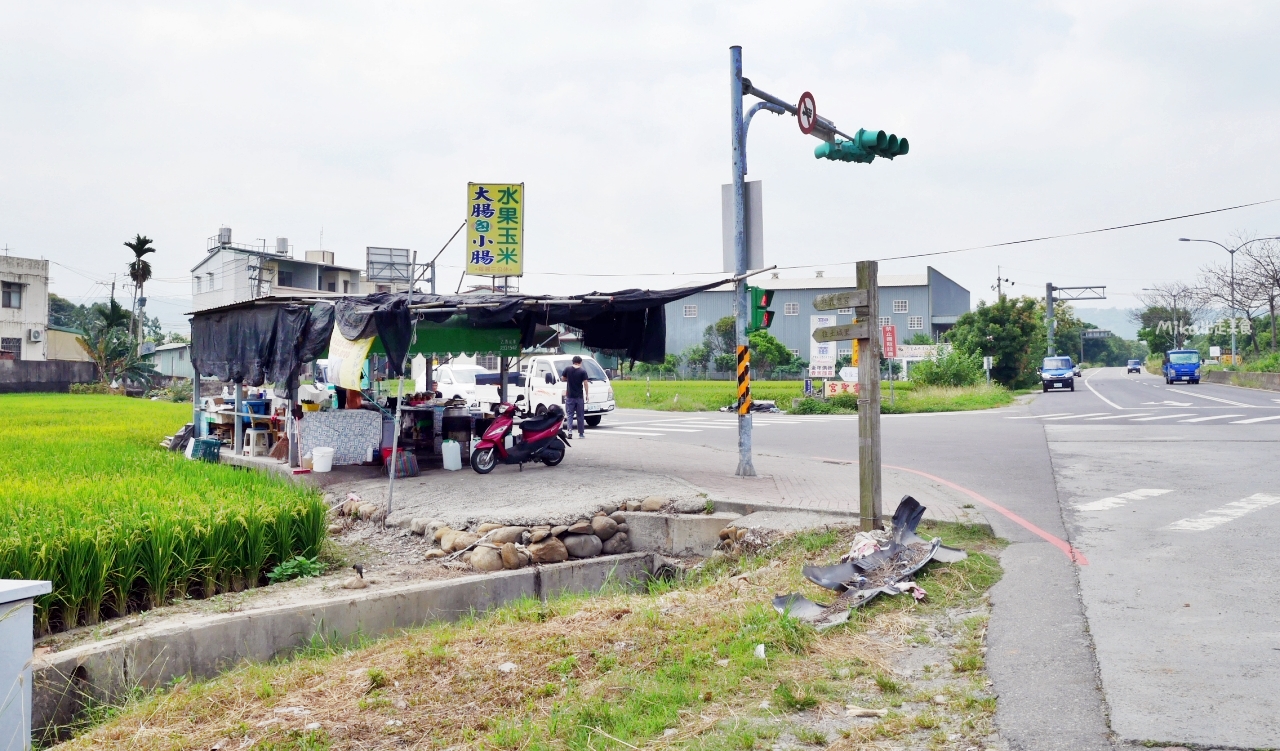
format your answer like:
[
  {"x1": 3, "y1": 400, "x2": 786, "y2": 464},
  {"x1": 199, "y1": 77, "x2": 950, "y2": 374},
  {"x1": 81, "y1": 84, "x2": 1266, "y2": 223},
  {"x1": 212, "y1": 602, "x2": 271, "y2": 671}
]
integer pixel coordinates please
[
  {"x1": 730, "y1": 46, "x2": 754, "y2": 477},
  {"x1": 1180, "y1": 236, "x2": 1280, "y2": 364}
]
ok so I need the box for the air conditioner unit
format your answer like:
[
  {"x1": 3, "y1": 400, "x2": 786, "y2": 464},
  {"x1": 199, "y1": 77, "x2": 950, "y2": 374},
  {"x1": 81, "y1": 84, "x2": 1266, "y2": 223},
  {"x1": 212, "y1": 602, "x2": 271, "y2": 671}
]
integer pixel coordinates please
[{"x1": 28, "y1": 328, "x2": 44, "y2": 342}]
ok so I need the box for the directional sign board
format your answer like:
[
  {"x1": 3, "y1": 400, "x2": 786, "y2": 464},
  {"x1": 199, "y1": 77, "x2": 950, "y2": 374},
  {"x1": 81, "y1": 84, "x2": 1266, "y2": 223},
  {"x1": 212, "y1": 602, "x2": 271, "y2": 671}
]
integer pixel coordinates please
[
  {"x1": 1082, "y1": 329, "x2": 1112, "y2": 339},
  {"x1": 813, "y1": 289, "x2": 868, "y2": 312},
  {"x1": 812, "y1": 321, "x2": 870, "y2": 343},
  {"x1": 797, "y1": 91, "x2": 817, "y2": 135}
]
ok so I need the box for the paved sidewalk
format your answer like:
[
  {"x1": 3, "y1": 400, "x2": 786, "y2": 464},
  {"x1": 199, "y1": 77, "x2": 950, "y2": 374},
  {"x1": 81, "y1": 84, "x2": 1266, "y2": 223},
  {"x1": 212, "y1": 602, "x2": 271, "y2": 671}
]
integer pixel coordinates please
[{"x1": 329, "y1": 435, "x2": 989, "y2": 531}]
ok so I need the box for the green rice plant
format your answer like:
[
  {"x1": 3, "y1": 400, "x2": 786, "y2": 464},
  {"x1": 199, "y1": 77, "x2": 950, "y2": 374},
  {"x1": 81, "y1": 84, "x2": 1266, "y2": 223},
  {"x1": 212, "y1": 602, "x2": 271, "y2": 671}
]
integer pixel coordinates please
[
  {"x1": 139, "y1": 517, "x2": 178, "y2": 609},
  {"x1": 170, "y1": 521, "x2": 201, "y2": 602},
  {"x1": 270, "y1": 504, "x2": 295, "y2": 572},
  {"x1": 109, "y1": 528, "x2": 143, "y2": 617},
  {"x1": 0, "y1": 394, "x2": 328, "y2": 633},
  {"x1": 240, "y1": 509, "x2": 271, "y2": 589},
  {"x1": 199, "y1": 513, "x2": 235, "y2": 597}
]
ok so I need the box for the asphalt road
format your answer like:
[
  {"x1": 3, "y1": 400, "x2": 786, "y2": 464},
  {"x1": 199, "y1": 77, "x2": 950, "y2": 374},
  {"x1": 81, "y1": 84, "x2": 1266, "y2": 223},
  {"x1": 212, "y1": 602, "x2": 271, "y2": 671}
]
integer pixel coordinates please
[{"x1": 592, "y1": 368, "x2": 1280, "y2": 749}]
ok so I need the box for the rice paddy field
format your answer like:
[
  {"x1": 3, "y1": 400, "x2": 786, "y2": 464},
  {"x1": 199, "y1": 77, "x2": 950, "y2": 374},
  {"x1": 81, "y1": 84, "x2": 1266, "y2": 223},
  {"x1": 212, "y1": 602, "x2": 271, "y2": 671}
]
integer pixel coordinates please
[{"x1": 0, "y1": 393, "x2": 327, "y2": 635}]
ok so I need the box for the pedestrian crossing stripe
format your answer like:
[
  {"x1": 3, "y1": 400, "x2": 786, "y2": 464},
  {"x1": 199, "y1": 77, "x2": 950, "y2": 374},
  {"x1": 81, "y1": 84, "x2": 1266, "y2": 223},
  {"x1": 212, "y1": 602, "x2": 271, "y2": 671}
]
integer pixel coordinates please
[
  {"x1": 1166, "y1": 493, "x2": 1280, "y2": 531},
  {"x1": 1077, "y1": 488, "x2": 1172, "y2": 512}
]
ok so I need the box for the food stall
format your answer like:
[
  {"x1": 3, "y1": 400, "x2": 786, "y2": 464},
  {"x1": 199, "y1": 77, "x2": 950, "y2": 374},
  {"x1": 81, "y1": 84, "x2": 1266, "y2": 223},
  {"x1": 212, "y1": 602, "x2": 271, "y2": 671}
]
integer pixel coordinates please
[{"x1": 187, "y1": 283, "x2": 721, "y2": 472}]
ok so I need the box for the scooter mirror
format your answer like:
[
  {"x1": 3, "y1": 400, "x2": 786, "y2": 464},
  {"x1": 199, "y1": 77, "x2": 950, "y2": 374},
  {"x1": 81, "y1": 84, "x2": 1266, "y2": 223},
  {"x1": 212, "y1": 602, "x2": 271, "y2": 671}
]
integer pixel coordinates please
[{"x1": 516, "y1": 395, "x2": 525, "y2": 401}]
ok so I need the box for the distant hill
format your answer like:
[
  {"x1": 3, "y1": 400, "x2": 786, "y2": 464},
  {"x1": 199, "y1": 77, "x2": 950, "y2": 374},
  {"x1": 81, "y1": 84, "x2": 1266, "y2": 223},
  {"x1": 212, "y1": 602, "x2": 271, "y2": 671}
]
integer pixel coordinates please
[{"x1": 1074, "y1": 307, "x2": 1138, "y2": 339}]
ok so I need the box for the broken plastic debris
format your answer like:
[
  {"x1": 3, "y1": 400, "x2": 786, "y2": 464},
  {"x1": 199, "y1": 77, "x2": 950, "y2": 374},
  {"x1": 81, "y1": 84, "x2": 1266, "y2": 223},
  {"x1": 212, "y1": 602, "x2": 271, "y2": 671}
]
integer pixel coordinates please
[
  {"x1": 846, "y1": 705, "x2": 889, "y2": 717},
  {"x1": 303, "y1": 722, "x2": 321, "y2": 731},
  {"x1": 753, "y1": 644, "x2": 766, "y2": 659},
  {"x1": 716, "y1": 658, "x2": 730, "y2": 667},
  {"x1": 775, "y1": 496, "x2": 961, "y2": 624},
  {"x1": 497, "y1": 662, "x2": 517, "y2": 673}
]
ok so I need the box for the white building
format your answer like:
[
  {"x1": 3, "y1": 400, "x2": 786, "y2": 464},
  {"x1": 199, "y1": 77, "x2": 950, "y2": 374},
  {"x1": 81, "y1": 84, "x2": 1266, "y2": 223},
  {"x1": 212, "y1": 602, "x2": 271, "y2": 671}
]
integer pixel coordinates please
[
  {"x1": 191, "y1": 228, "x2": 365, "y2": 312},
  {"x1": 0, "y1": 255, "x2": 50, "y2": 361}
]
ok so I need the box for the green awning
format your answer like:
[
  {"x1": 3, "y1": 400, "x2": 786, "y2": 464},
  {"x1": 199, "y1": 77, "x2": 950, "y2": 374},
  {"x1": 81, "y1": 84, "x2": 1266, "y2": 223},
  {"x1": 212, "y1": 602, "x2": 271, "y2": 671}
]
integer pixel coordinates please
[{"x1": 367, "y1": 315, "x2": 522, "y2": 358}]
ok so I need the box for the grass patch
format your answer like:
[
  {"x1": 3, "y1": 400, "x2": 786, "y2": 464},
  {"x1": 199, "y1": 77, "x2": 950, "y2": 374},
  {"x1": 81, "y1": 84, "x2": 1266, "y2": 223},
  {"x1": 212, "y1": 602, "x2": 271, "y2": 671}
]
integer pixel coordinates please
[
  {"x1": 0, "y1": 393, "x2": 326, "y2": 636},
  {"x1": 58, "y1": 521, "x2": 1004, "y2": 749},
  {"x1": 612, "y1": 380, "x2": 1013, "y2": 414}
]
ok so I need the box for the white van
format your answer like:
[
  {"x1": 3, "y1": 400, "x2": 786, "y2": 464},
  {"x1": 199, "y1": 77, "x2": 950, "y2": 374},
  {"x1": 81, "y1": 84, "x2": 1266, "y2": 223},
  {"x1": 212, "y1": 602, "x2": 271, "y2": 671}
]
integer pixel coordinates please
[{"x1": 475, "y1": 354, "x2": 616, "y2": 426}]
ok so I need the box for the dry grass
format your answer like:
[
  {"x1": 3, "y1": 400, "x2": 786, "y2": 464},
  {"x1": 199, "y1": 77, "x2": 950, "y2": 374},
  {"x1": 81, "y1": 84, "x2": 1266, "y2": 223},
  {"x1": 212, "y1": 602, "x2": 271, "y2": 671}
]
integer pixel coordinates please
[{"x1": 55, "y1": 525, "x2": 1003, "y2": 750}]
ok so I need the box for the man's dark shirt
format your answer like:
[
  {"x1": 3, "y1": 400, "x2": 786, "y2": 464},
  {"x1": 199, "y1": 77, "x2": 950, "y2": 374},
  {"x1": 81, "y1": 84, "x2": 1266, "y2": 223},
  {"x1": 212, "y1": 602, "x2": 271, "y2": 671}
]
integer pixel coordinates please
[{"x1": 562, "y1": 366, "x2": 589, "y2": 399}]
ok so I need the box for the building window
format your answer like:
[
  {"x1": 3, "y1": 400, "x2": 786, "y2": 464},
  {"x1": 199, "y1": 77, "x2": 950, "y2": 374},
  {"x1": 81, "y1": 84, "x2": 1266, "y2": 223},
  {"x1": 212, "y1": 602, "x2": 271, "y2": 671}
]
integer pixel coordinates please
[
  {"x1": 784, "y1": 302, "x2": 800, "y2": 316},
  {"x1": 178, "y1": 349, "x2": 185, "y2": 361},
  {"x1": 683, "y1": 305, "x2": 698, "y2": 318},
  {"x1": 837, "y1": 347, "x2": 852, "y2": 357},
  {"x1": 878, "y1": 316, "x2": 891, "y2": 326},
  {"x1": 327, "y1": 282, "x2": 336, "y2": 292},
  {"x1": 788, "y1": 348, "x2": 800, "y2": 358},
  {"x1": 343, "y1": 280, "x2": 350, "y2": 293},
  {"x1": 908, "y1": 316, "x2": 924, "y2": 330},
  {"x1": 376, "y1": 284, "x2": 391, "y2": 293},
  {"x1": 194, "y1": 276, "x2": 202, "y2": 293},
  {"x1": 837, "y1": 307, "x2": 853, "y2": 315},
  {"x1": 0, "y1": 337, "x2": 20, "y2": 359},
  {"x1": 476, "y1": 354, "x2": 500, "y2": 370},
  {"x1": 278, "y1": 271, "x2": 294, "y2": 287},
  {"x1": 893, "y1": 300, "x2": 908, "y2": 313},
  {"x1": 2, "y1": 282, "x2": 23, "y2": 309}
]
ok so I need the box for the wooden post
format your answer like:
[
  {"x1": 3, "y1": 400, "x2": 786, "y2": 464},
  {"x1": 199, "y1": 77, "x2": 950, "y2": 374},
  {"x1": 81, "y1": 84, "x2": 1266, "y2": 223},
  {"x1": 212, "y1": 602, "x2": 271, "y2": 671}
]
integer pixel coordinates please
[{"x1": 856, "y1": 261, "x2": 883, "y2": 531}]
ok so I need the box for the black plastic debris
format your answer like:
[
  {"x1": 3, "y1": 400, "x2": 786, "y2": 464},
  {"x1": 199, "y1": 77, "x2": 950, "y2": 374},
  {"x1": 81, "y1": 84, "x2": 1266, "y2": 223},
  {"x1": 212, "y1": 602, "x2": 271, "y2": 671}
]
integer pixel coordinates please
[{"x1": 774, "y1": 495, "x2": 967, "y2": 627}]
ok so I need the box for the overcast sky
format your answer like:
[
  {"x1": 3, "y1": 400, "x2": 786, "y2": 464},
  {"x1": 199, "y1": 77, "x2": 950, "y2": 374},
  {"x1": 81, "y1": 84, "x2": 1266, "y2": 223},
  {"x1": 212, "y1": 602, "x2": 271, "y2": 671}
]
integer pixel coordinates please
[{"x1": 3, "y1": 1, "x2": 1278, "y2": 330}]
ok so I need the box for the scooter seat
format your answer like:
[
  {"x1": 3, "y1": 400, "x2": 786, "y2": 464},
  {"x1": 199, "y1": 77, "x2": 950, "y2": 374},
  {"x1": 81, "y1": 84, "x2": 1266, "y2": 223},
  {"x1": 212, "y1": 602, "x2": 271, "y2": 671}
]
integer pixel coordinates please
[{"x1": 520, "y1": 405, "x2": 564, "y2": 433}]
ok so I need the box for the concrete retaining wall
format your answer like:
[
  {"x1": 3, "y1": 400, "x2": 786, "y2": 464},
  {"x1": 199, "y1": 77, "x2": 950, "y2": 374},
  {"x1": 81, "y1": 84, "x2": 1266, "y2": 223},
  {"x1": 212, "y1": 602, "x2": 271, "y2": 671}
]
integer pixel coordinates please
[
  {"x1": 32, "y1": 552, "x2": 656, "y2": 739},
  {"x1": 1205, "y1": 369, "x2": 1280, "y2": 392},
  {"x1": 0, "y1": 359, "x2": 96, "y2": 393}
]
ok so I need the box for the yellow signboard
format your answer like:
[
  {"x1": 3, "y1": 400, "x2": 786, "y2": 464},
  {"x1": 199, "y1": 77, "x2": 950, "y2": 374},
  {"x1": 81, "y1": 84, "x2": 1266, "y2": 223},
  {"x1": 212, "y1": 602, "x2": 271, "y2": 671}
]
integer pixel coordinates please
[{"x1": 466, "y1": 182, "x2": 524, "y2": 277}]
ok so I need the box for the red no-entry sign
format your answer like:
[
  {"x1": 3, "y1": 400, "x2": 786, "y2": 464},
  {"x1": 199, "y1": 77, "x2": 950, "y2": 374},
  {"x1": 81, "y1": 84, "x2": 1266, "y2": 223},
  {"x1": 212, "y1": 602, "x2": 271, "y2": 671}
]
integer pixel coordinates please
[{"x1": 797, "y1": 91, "x2": 817, "y2": 134}]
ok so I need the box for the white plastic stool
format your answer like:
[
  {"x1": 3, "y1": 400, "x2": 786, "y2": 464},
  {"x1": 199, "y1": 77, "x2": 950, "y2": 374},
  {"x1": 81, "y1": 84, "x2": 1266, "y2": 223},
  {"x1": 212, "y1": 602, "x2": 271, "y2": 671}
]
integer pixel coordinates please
[{"x1": 243, "y1": 429, "x2": 271, "y2": 457}]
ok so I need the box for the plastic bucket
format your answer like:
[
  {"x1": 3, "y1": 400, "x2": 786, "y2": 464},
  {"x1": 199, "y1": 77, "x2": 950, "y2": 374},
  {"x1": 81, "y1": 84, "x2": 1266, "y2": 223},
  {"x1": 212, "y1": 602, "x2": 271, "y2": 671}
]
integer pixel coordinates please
[
  {"x1": 312, "y1": 446, "x2": 335, "y2": 473},
  {"x1": 441, "y1": 440, "x2": 462, "y2": 471}
]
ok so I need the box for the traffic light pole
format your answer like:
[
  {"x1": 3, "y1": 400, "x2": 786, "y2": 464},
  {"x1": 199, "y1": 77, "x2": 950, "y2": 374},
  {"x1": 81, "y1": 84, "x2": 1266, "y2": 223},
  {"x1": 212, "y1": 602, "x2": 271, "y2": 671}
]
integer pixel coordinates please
[{"x1": 730, "y1": 46, "x2": 755, "y2": 477}]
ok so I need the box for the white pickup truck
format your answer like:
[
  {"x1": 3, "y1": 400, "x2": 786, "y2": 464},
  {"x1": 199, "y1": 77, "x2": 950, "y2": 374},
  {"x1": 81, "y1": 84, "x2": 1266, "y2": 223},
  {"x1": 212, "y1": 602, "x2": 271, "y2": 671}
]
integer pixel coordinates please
[{"x1": 475, "y1": 354, "x2": 616, "y2": 426}]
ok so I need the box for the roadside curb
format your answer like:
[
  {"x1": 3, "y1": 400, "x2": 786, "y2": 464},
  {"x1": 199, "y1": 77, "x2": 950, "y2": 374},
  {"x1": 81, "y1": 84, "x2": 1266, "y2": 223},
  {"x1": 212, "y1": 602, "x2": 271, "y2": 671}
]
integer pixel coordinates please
[{"x1": 31, "y1": 552, "x2": 656, "y2": 738}]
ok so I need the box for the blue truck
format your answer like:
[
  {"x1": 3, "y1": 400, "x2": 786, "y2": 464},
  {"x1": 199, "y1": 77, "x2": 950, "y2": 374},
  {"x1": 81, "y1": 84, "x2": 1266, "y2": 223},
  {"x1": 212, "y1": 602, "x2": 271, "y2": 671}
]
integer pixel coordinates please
[
  {"x1": 1162, "y1": 349, "x2": 1202, "y2": 384},
  {"x1": 1039, "y1": 356, "x2": 1075, "y2": 392}
]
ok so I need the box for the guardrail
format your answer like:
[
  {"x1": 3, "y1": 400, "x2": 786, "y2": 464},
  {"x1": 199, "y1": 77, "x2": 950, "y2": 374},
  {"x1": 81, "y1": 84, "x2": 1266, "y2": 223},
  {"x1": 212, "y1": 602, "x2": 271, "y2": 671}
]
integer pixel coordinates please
[{"x1": 1203, "y1": 370, "x2": 1280, "y2": 392}]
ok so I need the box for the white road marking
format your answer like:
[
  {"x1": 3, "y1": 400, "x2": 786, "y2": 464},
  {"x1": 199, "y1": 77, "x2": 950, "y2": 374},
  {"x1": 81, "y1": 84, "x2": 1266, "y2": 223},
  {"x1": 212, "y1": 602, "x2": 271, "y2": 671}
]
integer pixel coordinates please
[
  {"x1": 1179, "y1": 414, "x2": 1245, "y2": 423},
  {"x1": 1077, "y1": 488, "x2": 1172, "y2": 512},
  {"x1": 1142, "y1": 400, "x2": 1192, "y2": 406},
  {"x1": 1043, "y1": 412, "x2": 1110, "y2": 420},
  {"x1": 1007, "y1": 413, "x2": 1073, "y2": 420},
  {"x1": 1085, "y1": 413, "x2": 1152, "y2": 420},
  {"x1": 1083, "y1": 372, "x2": 1125, "y2": 410},
  {"x1": 1167, "y1": 494, "x2": 1280, "y2": 531},
  {"x1": 1129, "y1": 413, "x2": 1197, "y2": 422},
  {"x1": 1231, "y1": 415, "x2": 1280, "y2": 424},
  {"x1": 1165, "y1": 388, "x2": 1252, "y2": 407},
  {"x1": 596, "y1": 430, "x2": 665, "y2": 437}
]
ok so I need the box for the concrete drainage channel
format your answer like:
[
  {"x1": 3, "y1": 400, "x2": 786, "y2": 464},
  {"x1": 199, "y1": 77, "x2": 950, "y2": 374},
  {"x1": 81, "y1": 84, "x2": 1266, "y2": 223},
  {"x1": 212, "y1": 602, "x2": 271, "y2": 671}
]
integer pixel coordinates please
[{"x1": 31, "y1": 504, "x2": 860, "y2": 738}]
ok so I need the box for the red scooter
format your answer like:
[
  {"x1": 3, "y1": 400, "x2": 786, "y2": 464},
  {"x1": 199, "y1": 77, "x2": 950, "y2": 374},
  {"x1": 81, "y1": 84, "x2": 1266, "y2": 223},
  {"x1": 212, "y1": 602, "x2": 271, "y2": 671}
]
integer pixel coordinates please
[{"x1": 470, "y1": 403, "x2": 570, "y2": 474}]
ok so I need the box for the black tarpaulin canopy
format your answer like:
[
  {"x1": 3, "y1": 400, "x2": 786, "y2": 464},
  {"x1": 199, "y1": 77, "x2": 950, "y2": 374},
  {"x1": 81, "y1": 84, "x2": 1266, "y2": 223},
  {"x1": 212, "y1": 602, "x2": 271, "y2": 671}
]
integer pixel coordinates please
[{"x1": 189, "y1": 280, "x2": 726, "y2": 387}]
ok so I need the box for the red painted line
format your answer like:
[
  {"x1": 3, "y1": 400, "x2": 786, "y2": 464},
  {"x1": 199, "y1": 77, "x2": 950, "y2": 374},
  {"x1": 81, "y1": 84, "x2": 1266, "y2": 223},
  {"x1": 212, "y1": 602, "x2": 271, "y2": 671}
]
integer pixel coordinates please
[{"x1": 885, "y1": 463, "x2": 1089, "y2": 565}]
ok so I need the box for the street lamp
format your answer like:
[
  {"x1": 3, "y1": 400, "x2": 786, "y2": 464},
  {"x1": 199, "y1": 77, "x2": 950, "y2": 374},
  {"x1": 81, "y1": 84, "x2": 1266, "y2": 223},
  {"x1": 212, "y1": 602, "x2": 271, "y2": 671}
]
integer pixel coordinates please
[
  {"x1": 1179, "y1": 236, "x2": 1280, "y2": 365},
  {"x1": 1142, "y1": 287, "x2": 1182, "y2": 349}
]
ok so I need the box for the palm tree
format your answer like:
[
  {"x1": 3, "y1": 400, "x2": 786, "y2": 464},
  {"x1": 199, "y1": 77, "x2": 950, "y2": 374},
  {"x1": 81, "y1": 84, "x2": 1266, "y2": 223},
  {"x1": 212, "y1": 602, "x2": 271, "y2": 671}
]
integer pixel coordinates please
[
  {"x1": 95, "y1": 297, "x2": 132, "y2": 331},
  {"x1": 124, "y1": 234, "x2": 156, "y2": 346},
  {"x1": 77, "y1": 325, "x2": 158, "y2": 388}
]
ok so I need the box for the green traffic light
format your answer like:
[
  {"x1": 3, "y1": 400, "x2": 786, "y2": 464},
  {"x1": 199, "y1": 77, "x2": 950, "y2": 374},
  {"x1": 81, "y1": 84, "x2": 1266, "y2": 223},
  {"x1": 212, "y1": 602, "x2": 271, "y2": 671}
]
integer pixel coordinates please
[{"x1": 814, "y1": 128, "x2": 910, "y2": 163}]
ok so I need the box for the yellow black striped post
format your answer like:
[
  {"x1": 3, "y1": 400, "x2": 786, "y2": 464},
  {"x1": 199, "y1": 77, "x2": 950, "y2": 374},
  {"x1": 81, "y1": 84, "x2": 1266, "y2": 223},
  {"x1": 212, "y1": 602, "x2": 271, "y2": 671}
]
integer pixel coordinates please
[{"x1": 737, "y1": 345, "x2": 752, "y2": 415}]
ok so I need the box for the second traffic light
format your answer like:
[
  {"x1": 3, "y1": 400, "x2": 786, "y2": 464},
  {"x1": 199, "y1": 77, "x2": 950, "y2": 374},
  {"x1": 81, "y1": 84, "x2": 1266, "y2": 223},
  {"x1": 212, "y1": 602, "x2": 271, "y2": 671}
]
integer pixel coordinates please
[
  {"x1": 814, "y1": 128, "x2": 910, "y2": 163},
  {"x1": 748, "y1": 286, "x2": 774, "y2": 332}
]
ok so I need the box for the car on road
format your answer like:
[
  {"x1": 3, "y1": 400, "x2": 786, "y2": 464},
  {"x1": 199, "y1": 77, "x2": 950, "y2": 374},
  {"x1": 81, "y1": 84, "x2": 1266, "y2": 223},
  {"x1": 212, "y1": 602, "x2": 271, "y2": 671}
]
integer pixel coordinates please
[
  {"x1": 1127, "y1": 359, "x2": 1142, "y2": 374},
  {"x1": 1073, "y1": 363, "x2": 1082, "y2": 377},
  {"x1": 1162, "y1": 349, "x2": 1202, "y2": 384},
  {"x1": 1039, "y1": 356, "x2": 1075, "y2": 392}
]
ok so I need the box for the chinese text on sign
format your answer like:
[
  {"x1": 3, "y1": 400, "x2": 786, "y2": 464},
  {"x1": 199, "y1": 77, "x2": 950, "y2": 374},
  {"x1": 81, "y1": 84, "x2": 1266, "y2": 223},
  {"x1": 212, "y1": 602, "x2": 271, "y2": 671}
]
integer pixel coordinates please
[{"x1": 466, "y1": 183, "x2": 524, "y2": 277}]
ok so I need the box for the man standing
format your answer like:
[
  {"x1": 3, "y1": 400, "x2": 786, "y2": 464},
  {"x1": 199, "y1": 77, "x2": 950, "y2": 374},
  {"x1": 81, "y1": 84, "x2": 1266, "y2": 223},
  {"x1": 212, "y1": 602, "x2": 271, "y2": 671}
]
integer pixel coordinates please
[{"x1": 562, "y1": 355, "x2": 589, "y2": 439}]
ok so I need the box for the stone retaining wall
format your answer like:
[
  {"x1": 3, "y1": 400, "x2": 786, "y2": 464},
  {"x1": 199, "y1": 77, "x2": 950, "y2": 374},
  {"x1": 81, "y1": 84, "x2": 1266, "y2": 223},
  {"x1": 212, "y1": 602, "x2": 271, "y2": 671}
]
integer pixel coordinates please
[{"x1": 1204, "y1": 369, "x2": 1280, "y2": 391}]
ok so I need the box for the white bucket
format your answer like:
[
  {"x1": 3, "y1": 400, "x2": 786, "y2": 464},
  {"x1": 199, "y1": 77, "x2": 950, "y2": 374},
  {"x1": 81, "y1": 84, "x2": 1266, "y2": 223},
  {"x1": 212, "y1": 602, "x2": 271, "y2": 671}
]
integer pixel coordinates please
[
  {"x1": 441, "y1": 440, "x2": 462, "y2": 471},
  {"x1": 312, "y1": 446, "x2": 335, "y2": 473}
]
